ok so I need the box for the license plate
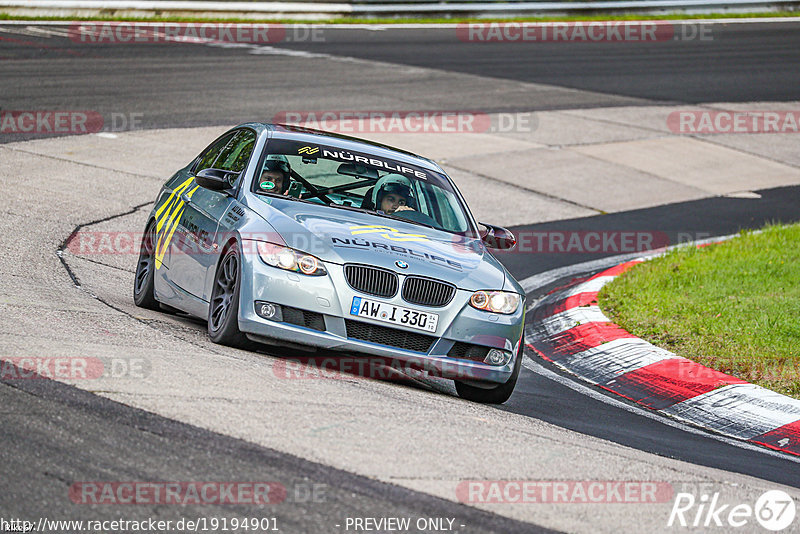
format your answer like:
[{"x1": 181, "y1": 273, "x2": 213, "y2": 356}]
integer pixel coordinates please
[{"x1": 350, "y1": 296, "x2": 438, "y2": 333}]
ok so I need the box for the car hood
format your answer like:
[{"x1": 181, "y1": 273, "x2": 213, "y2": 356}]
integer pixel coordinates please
[{"x1": 245, "y1": 196, "x2": 509, "y2": 291}]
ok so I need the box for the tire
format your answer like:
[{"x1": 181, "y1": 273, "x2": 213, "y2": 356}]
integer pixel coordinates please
[
  {"x1": 133, "y1": 221, "x2": 160, "y2": 310},
  {"x1": 208, "y1": 244, "x2": 251, "y2": 348},
  {"x1": 454, "y1": 342, "x2": 523, "y2": 404}
]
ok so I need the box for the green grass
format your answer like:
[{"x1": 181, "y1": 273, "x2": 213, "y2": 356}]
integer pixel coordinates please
[
  {"x1": 1, "y1": 12, "x2": 799, "y2": 23},
  {"x1": 598, "y1": 223, "x2": 800, "y2": 399}
]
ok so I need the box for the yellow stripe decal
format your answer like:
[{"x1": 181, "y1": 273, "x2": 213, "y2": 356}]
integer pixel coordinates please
[
  {"x1": 155, "y1": 205, "x2": 184, "y2": 270},
  {"x1": 156, "y1": 200, "x2": 186, "y2": 259},
  {"x1": 152, "y1": 178, "x2": 198, "y2": 269},
  {"x1": 155, "y1": 177, "x2": 194, "y2": 221},
  {"x1": 349, "y1": 224, "x2": 428, "y2": 242},
  {"x1": 185, "y1": 185, "x2": 200, "y2": 200},
  {"x1": 155, "y1": 182, "x2": 191, "y2": 234}
]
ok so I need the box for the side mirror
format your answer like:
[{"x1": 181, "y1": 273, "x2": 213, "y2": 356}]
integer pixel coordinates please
[
  {"x1": 195, "y1": 168, "x2": 239, "y2": 192},
  {"x1": 480, "y1": 222, "x2": 517, "y2": 250}
]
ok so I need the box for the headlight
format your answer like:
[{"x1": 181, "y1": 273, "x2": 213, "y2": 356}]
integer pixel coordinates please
[
  {"x1": 256, "y1": 242, "x2": 327, "y2": 276},
  {"x1": 469, "y1": 290, "x2": 521, "y2": 314}
]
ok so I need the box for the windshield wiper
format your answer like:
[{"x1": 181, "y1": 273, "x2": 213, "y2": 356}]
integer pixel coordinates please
[
  {"x1": 326, "y1": 203, "x2": 376, "y2": 215},
  {"x1": 381, "y1": 213, "x2": 440, "y2": 231},
  {"x1": 322, "y1": 203, "x2": 442, "y2": 232},
  {"x1": 255, "y1": 192, "x2": 317, "y2": 205}
]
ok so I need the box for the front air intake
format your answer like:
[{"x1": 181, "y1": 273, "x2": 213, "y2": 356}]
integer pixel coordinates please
[
  {"x1": 345, "y1": 319, "x2": 435, "y2": 353},
  {"x1": 344, "y1": 264, "x2": 399, "y2": 298},
  {"x1": 402, "y1": 276, "x2": 456, "y2": 307}
]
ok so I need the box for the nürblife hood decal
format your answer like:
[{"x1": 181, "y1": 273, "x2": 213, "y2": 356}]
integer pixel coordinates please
[{"x1": 246, "y1": 197, "x2": 506, "y2": 290}]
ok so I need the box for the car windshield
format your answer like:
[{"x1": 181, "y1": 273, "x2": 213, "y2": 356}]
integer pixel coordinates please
[{"x1": 252, "y1": 138, "x2": 478, "y2": 237}]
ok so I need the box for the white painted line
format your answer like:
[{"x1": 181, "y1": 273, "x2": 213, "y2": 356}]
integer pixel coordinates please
[
  {"x1": 22, "y1": 25, "x2": 73, "y2": 36},
  {"x1": 0, "y1": 25, "x2": 68, "y2": 37},
  {"x1": 0, "y1": 17, "x2": 800, "y2": 26},
  {"x1": 519, "y1": 232, "x2": 740, "y2": 295},
  {"x1": 525, "y1": 274, "x2": 618, "y2": 315},
  {"x1": 6, "y1": 0, "x2": 800, "y2": 15},
  {"x1": 564, "y1": 275, "x2": 616, "y2": 297},
  {"x1": 0, "y1": 1, "x2": 355, "y2": 14},
  {"x1": 521, "y1": 355, "x2": 800, "y2": 464},
  {"x1": 665, "y1": 383, "x2": 800, "y2": 439},
  {"x1": 535, "y1": 305, "x2": 609, "y2": 337},
  {"x1": 2, "y1": 19, "x2": 800, "y2": 28},
  {"x1": 320, "y1": 18, "x2": 800, "y2": 28},
  {"x1": 520, "y1": 253, "x2": 649, "y2": 295},
  {"x1": 530, "y1": 275, "x2": 615, "y2": 313},
  {"x1": 561, "y1": 337, "x2": 677, "y2": 384}
]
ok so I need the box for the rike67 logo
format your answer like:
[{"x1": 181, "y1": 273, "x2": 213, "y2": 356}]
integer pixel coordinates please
[{"x1": 668, "y1": 489, "x2": 796, "y2": 531}]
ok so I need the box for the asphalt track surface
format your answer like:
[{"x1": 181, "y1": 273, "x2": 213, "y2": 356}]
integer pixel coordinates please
[
  {"x1": 3, "y1": 21, "x2": 800, "y2": 532},
  {"x1": 0, "y1": 366, "x2": 544, "y2": 534},
  {"x1": 276, "y1": 22, "x2": 800, "y2": 104},
  {"x1": 2, "y1": 21, "x2": 800, "y2": 143}
]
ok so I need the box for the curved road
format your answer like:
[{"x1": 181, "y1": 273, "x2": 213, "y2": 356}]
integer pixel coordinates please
[
  {"x1": 2, "y1": 20, "x2": 800, "y2": 533},
  {"x1": 2, "y1": 21, "x2": 800, "y2": 142}
]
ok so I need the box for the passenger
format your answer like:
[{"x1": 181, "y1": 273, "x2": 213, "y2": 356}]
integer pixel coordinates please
[
  {"x1": 371, "y1": 174, "x2": 416, "y2": 215},
  {"x1": 257, "y1": 156, "x2": 291, "y2": 195}
]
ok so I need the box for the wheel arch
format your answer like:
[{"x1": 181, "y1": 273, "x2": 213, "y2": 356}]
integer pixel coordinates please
[{"x1": 207, "y1": 233, "x2": 242, "y2": 295}]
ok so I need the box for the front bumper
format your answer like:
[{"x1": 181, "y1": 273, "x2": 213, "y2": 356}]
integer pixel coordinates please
[{"x1": 237, "y1": 249, "x2": 524, "y2": 385}]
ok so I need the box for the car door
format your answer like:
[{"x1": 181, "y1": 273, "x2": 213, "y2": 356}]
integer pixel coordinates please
[
  {"x1": 154, "y1": 131, "x2": 235, "y2": 277},
  {"x1": 169, "y1": 129, "x2": 256, "y2": 299}
]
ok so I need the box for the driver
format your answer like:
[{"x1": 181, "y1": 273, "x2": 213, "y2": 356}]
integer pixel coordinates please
[
  {"x1": 372, "y1": 174, "x2": 416, "y2": 215},
  {"x1": 257, "y1": 155, "x2": 292, "y2": 195}
]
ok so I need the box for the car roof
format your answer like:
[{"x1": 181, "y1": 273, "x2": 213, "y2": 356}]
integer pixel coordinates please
[{"x1": 239, "y1": 122, "x2": 446, "y2": 175}]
